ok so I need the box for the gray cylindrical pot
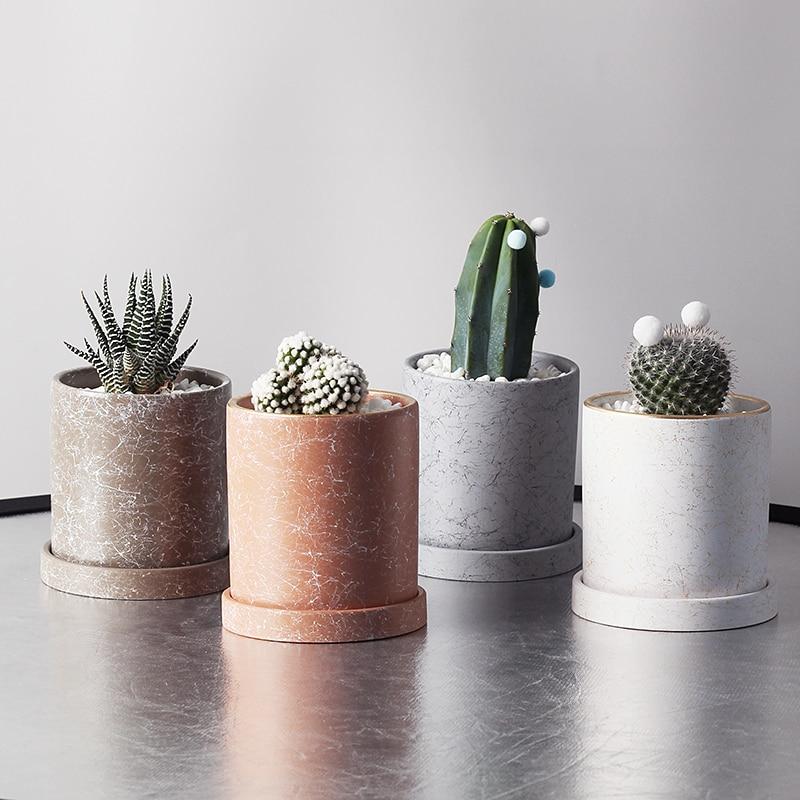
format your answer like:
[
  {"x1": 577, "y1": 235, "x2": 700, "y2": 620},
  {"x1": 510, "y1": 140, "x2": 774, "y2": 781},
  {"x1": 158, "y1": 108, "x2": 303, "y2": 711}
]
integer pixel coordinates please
[
  {"x1": 41, "y1": 366, "x2": 231, "y2": 600},
  {"x1": 402, "y1": 350, "x2": 581, "y2": 581}
]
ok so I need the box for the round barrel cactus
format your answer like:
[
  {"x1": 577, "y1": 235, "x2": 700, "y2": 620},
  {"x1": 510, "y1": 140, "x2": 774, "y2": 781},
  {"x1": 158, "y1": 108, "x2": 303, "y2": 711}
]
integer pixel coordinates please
[{"x1": 627, "y1": 302, "x2": 734, "y2": 416}]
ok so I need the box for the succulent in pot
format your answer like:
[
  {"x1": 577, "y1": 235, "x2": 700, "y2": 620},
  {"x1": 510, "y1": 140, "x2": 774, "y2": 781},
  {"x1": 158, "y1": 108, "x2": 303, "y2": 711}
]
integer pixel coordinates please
[
  {"x1": 41, "y1": 271, "x2": 231, "y2": 600},
  {"x1": 222, "y1": 332, "x2": 426, "y2": 643},
  {"x1": 402, "y1": 212, "x2": 581, "y2": 582},
  {"x1": 573, "y1": 301, "x2": 776, "y2": 632}
]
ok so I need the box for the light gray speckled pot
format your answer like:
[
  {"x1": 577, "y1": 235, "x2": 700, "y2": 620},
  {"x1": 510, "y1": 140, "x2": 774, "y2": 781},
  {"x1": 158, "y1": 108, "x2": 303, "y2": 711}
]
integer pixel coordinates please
[
  {"x1": 572, "y1": 391, "x2": 777, "y2": 631},
  {"x1": 403, "y1": 350, "x2": 581, "y2": 582},
  {"x1": 41, "y1": 366, "x2": 231, "y2": 600}
]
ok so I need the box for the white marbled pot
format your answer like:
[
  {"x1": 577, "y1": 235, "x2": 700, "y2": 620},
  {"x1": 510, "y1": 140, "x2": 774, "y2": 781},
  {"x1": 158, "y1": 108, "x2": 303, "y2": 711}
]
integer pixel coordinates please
[
  {"x1": 573, "y1": 391, "x2": 777, "y2": 632},
  {"x1": 402, "y1": 350, "x2": 581, "y2": 582}
]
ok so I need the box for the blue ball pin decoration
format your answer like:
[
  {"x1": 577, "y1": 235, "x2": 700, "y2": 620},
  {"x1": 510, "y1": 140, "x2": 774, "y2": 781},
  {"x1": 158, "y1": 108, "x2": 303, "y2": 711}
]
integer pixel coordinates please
[{"x1": 539, "y1": 269, "x2": 556, "y2": 288}]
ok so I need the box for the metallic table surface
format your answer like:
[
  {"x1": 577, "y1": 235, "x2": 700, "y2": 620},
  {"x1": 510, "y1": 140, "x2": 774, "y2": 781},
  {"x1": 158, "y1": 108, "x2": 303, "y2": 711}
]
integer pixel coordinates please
[{"x1": 2, "y1": 508, "x2": 799, "y2": 800}]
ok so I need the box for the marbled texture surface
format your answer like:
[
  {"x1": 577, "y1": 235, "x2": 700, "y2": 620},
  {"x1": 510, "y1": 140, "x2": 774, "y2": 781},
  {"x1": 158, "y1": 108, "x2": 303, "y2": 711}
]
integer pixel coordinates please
[
  {"x1": 420, "y1": 524, "x2": 582, "y2": 582},
  {"x1": 573, "y1": 571, "x2": 777, "y2": 632},
  {"x1": 224, "y1": 391, "x2": 426, "y2": 642},
  {"x1": 403, "y1": 350, "x2": 581, "y2": 581},
  {"x1": 578, "y1": 392, "x2": 775, "y2": 631},
  {"x1": 221, "y1": 587, "x2": 427, "y2": 643},
  {"x1": 47, "y1": 366, "x2": 231, "y2": 599},
  {"x1": 5, "y1": 509, "x2": 800, "y2": 799},
  {"x1": 41, "y1": 540, "x2": 230, "y2": 601}
]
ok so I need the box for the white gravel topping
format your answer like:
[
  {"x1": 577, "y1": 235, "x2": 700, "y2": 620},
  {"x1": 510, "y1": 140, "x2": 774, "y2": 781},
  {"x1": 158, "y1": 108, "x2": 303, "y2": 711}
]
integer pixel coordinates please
[
  {"x1": 415, "y1": 352, "x2": 565, "y2": 382},
  {"x1": 601, "y1": 398, "x2": 643, "y2": 413},
  {"x1": 172, "y1": 378, "x2": 214, "y2": 393},
  {"x1": 361, "y1": 393, "x2": 402, "y2": 413},
  {"x1": 90, "y1": 378, "x2": 213, "y2": 394},
  {"x1": 601, "y1": 395, "x2": 741, "y2": 416}
]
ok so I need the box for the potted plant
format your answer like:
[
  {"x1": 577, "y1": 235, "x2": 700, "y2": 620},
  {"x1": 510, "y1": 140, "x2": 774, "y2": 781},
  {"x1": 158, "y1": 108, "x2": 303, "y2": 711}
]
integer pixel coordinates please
[
  {"x1": 402, "y1": 212, "x2": 581, "y2": 582},
  {"x1": 41, "y1": 271, "x2": 231, "y2": 600},
  {"x1": 572, "y1": 301, "x2": 776, "y2": 631},
  {"x1": 222, "y1": 332, "x2": 427, "y2": 643}
]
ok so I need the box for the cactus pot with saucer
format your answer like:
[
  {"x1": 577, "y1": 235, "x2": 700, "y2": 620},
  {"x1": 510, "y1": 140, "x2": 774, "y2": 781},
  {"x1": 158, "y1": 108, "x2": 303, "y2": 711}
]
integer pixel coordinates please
[
  {"x1": 42, "y1": 271, "x2": 230, "y2": 600},
  {"x1": 403, "y1": 212, "x2": 581, "y2": 582},
  {"x1": 572, "y1": 301, "x2": 776, "y2": 632},
  {"x1": 223, "y1": 333, "x2": 427, "y2": 643}
]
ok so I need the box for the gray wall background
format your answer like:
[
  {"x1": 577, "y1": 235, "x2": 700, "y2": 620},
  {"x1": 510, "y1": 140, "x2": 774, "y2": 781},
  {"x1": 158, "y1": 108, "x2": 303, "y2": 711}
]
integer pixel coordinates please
[{"x1": 1, "y1": 0, "x2": 798, "y2": 504}]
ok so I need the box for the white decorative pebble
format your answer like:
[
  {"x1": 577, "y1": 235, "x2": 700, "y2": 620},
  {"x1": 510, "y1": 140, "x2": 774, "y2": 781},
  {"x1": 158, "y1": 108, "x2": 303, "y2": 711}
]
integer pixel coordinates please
[
  {"x1": 633, "y1": 315, "x2": 664, "y2": 347},
  {"x1": 529, "y1": 217, "x2": 550, "y2": 236},
  {"x1": 360, "y1": 393, "x2": 401, "y2": 413},
  {"x1": 681, "y1": 300, "x2": 711, "y2": 329},
  {"x1": 475, "y1": 375, "x2": 490, "y2": 382},
  {"x1": 602, "y1": 399, "x2": 644, "y2": 414},
  {"x1": 507, "y1": 229, "x2": 527, "y2": 250},
  {"x1": 495, "y1": 376, "x2": 509, "y2": 383}
]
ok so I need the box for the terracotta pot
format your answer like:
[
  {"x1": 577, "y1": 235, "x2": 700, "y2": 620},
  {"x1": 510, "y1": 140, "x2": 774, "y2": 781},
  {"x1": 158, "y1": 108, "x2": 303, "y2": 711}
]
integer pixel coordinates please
[
  {"x1": 572, "y1": 391, "x2": 777, "y2": 631},
  {"x1": 402, "y1": 349, "x2": 582, "y2": 582},
  {"x1": 41, "y1": 366, "x2": 231, "y2": 600},
  {"x1": 222, "y1": 391, "x2": 427, "y2": 643}
]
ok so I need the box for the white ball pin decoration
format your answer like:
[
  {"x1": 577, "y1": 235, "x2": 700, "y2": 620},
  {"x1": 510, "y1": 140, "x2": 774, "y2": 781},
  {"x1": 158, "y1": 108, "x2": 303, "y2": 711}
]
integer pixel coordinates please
[
  {"x1": 633, "y1": 315, "x2": 664, "y2": 347},
  {"x1": 529, "y1": 217, "x2": 550, "y2": 236},
  {"x1": 507, "y1": 229, "x2": 527, "y2": 250},
  {"x1": 681, "y1": 300, "x2": 710, "y2": 329}
]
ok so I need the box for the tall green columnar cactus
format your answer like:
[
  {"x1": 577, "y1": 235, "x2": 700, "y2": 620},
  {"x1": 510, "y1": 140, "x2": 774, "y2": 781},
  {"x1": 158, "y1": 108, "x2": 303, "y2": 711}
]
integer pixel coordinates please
[{"x1": 451, "y1": 212, "x2": 549, "y2": 380}]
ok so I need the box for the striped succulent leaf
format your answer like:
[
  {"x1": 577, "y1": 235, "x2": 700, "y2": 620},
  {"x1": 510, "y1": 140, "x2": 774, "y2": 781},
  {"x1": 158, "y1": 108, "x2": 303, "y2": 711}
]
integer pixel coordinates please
[
  {"x1": 94, "y1": 286, "x2": 125, "y2": 360},
  {"x1": 158, "y1": 339, "x2": 198, "y2": 385},
  {"x1": 155, "y1": 274, "x2": 173, "y2": 341},
  {"x1": 64, "y1": 271, "x2": 197, "y2": 394},
  {"x1": 122, "y1": 274, "x2": 137, "y2": 339},
  {"x1": 80, "y1": 292, "x2": 110, "y2": 362},
  {"x1": 129, "y1": 270, "x2": 157, "y2": 357}
]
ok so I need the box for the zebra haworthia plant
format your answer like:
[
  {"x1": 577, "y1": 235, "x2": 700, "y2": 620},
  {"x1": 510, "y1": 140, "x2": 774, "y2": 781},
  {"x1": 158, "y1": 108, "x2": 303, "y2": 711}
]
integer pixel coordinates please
[{"x1": 65, "y1": 271, "x2": 197, "y2": 394}]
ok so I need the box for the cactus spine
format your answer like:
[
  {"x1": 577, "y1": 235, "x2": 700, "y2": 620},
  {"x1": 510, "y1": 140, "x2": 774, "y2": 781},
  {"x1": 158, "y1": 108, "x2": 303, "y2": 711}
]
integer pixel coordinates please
[{"x1": 451, "y1": 213, "x2": 540, "y2": 379}]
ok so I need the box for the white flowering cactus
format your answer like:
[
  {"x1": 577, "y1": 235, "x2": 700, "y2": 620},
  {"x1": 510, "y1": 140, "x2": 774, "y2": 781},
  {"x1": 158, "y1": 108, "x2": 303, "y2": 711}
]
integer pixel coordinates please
[
  {"x1": 299, "y1": 353, "x2": 367, "y2": 414},
  {"x1": 277, "y1": 332, "x2": 335, "y2": 375},
  {"x1": 251, "y1": 367, "x2": 300, "y2": 414},
  {"x1": 252, "y1": 331, "x2": 368, "y2": 415}
]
